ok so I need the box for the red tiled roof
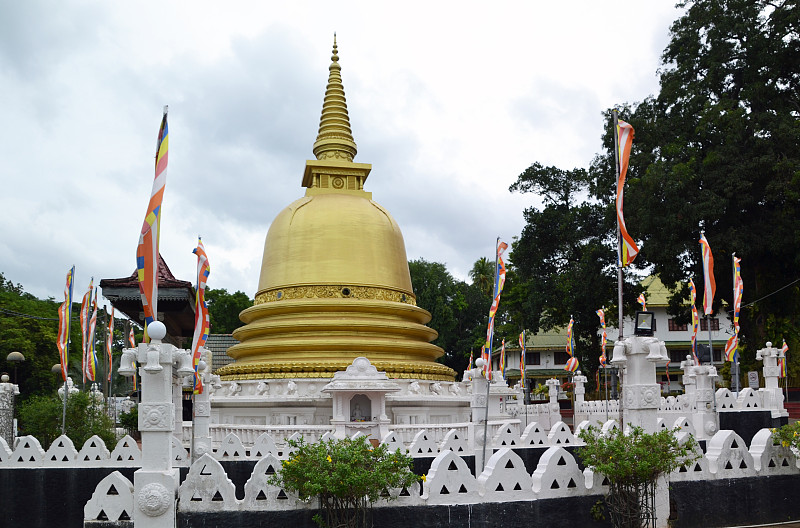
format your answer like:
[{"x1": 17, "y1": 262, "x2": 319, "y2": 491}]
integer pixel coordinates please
[{"x1": 99, "y1": 253, "x2": 191, "y2": 289}]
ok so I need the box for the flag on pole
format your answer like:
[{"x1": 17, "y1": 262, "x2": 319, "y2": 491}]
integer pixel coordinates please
[
  {"x1": 483, "y1": 240, "x2": 508, "y2": 380},
  {"x1": 637, "y1": 293, "x2": 647, "y2": 311},
  {"x1": 689, "y1": 279, "x2": 700, "y2": 365},
  {"x1": 566, "y1": 316, "x2": 575, "y2": 357},
  {"x1": 780, "y1": 339, "x2": 789, "y2": 378},
  {"x1": 597, "y1": 308, "x2": 607, "y2": 366},
  {"x1": 565, "y1": 356, "x2": 579, "y2": 372},
  {"x1": 519, "y1": 331, "x2": 526, "y2": 390},
  {"x1": 57, "y1": 267, "x2": 75, "y2": 382},
  {"x1": 468, "y1": 349, "x2": 474, "y2": 371},
  {"x1": 136, "y1": 108, "x2": 169, "y2": 341},
  {"x1": 190, "y1": 238, "x2": 211, "y2": 394},
  {"x1": 128, "y1": 327, "x2": 136, "y2": 348},
  {"x1": 132, "y1": 360, "x2": 138, "y2": 391},
  {"x1": 499, "y1": 339, "x2": 506, "y2": 379},
  {"x1": 726, "y1": 257, "x2": 743, "y2": 362},
  {"x1": 699, "y1": 232, "x2": 716, "y2": 315},
  {"x1": 106, "y1": 306, "x2": 114, "y2": 382},
  {"x1": 80, "y1": 279, "x2": 93, "y2": 382},
  {"x1": 616, "y1": 119, "x2": 639, "y2": 266},
  {"x1": 86, "y1": 289, "x2": 99, "y2": 382}
]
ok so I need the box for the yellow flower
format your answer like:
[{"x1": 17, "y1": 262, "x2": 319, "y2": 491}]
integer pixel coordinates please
[
  {"x1": 327, "y1": 455, "x2": 332, "y2": 462},
  {"x1": 421, "y1": 474, "x2": 427, "y2": 482}
]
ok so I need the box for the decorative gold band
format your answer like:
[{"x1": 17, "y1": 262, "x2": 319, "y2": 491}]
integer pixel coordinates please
[
  {"x1": 255, "y1": 285, "x2": 417, "y2": 306},
  {"x1": 216, "y1": 360, "x2": 456, "y2": 382}
]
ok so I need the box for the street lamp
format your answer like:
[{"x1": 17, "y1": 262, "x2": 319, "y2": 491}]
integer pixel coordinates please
[{"x1": 6, "y1": 351, "x2": 24, "y2": 385}]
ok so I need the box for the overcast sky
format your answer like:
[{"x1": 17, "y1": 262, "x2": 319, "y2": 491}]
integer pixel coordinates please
[{"x1": 0, "y1": 1, "x2": 682, "y2": 309}]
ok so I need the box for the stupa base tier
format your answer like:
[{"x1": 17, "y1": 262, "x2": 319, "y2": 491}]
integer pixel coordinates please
[{"x1": 216, "y1": 359, "x2": 457, "y2": 381}]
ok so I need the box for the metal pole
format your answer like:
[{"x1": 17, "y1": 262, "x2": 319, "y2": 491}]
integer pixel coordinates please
[
  {"x1": 481, "y1": 237, "x2": 500, "y2": 471},
  {"x1": 731, "y1": 253, "x2": 740, "y2": 395},
  {"x1": 612, "y1": 109, "x2": 626, "y2": 429}
]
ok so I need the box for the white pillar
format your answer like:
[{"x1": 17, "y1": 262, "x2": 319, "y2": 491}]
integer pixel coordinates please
[
  {"x1": 757, "y1": 342, "x2": 788, "y2": 419},
  {"x1": 680, "y1": 355, "x2": 696, "y2": 407},
  {"x1": 470, "y1": 363, "x2": 489, "y2": 470},
  {"x1": 691, "y1": 365, "x2": 719, "y2": 440},
  {"x1": 133, "y1": 322, "x2": 179, "y2": 528},
  {"x1": 0, "y1": 375, "x2": 18, "y2": 445},
  {"x1": 573, "y1": 371, "x2": 587, "y2": 406},
  {"x1": 617, "y1": 336, "x2": 667, "y2": 434}
]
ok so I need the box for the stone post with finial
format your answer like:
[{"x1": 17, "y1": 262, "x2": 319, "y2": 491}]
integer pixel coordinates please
[
  {"x1": 0, "y1": 374, "x2": 18, "y2": 445},
  {"x1": 756, "y1": 342, "x2": 788, "y2": 420}
]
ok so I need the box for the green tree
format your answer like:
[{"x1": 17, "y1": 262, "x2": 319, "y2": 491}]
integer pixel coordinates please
[
  {"x1": 468, "y1": 257, "x2": 494, "y2": 296},
  {"x1": 615, "y1": 0, "x2": 800, "y2": 373},
  {"x1": 17, "y1": 391, "x2": 116, "y2": 448},
  {"x1": 508, "y1": 164, "x2": 642, "y2": 381},
  {"x1": 205, "y1": 288, "x2": 253, "y2": 333}
]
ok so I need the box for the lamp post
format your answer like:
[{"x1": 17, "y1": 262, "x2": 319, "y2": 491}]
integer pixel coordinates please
[{"x1": 6, "y1": 351, "x2": 24, "y2": 386}]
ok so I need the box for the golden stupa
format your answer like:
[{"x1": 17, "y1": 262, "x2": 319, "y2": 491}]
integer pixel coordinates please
[{"x1": 218, "y1": 38, "x2": 456, "y2": 382}]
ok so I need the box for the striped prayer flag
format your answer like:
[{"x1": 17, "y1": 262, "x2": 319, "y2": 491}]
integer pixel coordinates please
[
  {"x1": 86, "y1": 289, "x2": 98, "y2": 382},
  {"x1": 566, "y1": 317, "x2": 575, "y2": 357},
  {"x1": 132, "y1": 360, "x2": 138, "y2": 391},
  {"x1": 519, "y1": 331, "x2": 526, "y2": 390},
  {"x1": 597, "y1": 308, "x2": 607, "y2": 366},
  {"x1": 128, "y1": 327, "x2": 136, "y2": 348},
  {"x1": 565, "y1": 356, "x2": 579, "y2": 373},
  {"x1": 637, "y1": 294, "x2": 646, "y2": 311},
  {"x1": 689, "y1": 279, "x2": 700, "y2": 365},
  {"x1": 190, "y1": 238, "x2": 211, "y2": 394},
  {"x1": 468, "y1": 349, "x2": 474, "y2": 371},
  {"x1": 699, "y1": 233, "x2": 715, "y2": 315},
  {"x1": 499, "y1": 339, "x2": 506, "y2": 378},
  {"x1": 57, "y1": 267, "x2": 75, "y2": 382},
  {"x1": 80, "y1": 279, "x2": 93, "y2": 383},
  {"x1": 136, "y1": 108, "x2": 169, "y2": 340},
  {"x1": 616, "y1": 119, "x2": 639, "y2": 266},
  {"x1": 724, "y1": 335, "x2": 738, "y2": 362},
  {"x1": 106, "y1": 306, "x2": 114, "y2": 382},
  {"x1": 780, "y1": 339, "x2": 789, "y2": 378},
  {"x1": 733, "y1": 257, "x2": 742, "y2": 334},
  {"x1": 488, "y1": 241, "x2": 509, "y2": 319}
]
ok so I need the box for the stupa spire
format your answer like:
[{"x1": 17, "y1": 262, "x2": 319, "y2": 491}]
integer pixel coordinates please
[{"x1": 312, "y1": 34, "x2": 358, "y2": 162}]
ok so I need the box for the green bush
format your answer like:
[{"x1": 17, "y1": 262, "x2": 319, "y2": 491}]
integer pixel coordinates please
[
  {"x1": 269, "y1": 436, "x2": 419, "y2": 528},
  {"x1": 771, "y1": 421, "x2": 800, "y2": 451},
  {"x1": 18, "y1": 391, "x2": 116, "y2": 448},
  {"x1": 118, "y1": 406, "x2": 139, "y2": 439}
]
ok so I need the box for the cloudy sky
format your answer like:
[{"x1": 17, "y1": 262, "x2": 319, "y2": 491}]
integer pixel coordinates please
[{"x1": 1, "y1": 1, "x2": 682, "y2": 307}]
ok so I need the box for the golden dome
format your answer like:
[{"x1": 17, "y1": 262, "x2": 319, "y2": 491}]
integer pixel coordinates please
[{"x1": 218, "y1": 37, "x2": 456, "y2": 382}]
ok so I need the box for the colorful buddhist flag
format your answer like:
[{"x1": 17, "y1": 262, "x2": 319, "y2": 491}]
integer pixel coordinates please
[
  {"x1": 780, "y1": 339, "x2": 789, "y2": 378},
  {"x1": 483, "y1": 240, "x2": 507, "y2": 381},
  {"x1": 57, "y1": 267, "x2": 75, "y2": 382},
  {"x1": 80, "y1": 278, "x2": 93, "y2": 382},
  {"x1": 106, "y1": 306, "x2": 114, "y2": 382},
  {"x1": 136, "y1": 108, "x2": 169, "y2": 341},
  {"x1": 499, "y1": 339, "x2": 506, "y2": 378},
  {"x1": 637, "y1": 293, "x2": 647, "y2": 311},
  {"x1": 468, "y1": 349, "x2": 474, "y2": 371},
  {"x1": 565, "y1": 356, "x2": 579, "y2": 373},
  {"x1": 699, "y1": 233, "x2": 715, "y2": 315},
  {"x1": 190, "y1": 238, "x2": 211, "y2": 394},
  {"x1": 86, "y1": 289, "x2": 98, "y2": 382},
  {"x1": 566, "y1": 316, "x2": 575, "y2": 357},
  {"x1": 689, "y1": 279, "x2": 700, "y2": 365},
  {"x1": 726, "y1": 256, "x2": 743, "y2": 363},
  {"x1": 616, "y1": 119, "x2": 639, "y2": 266},
  {"x1": 128, "y1": 327, "x2": 136, "y2": 348},
  {"x1": 597, "y1": 308, "x2": 607, "y2": 367}
]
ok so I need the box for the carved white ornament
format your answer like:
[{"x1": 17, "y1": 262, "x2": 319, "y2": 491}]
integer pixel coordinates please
[{"x1": 137, "y1": 482, "x2": 171, "y2": 517}]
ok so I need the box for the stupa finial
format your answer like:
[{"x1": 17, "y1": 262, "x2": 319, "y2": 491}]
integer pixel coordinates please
[{"x1": 312, "y1": 34, "x2": 357, "y2": 162}]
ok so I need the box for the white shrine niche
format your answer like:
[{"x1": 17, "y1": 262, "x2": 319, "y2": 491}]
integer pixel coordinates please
[
  {"x1": 322, "y1": 357, "x2": 400, "y2": 440},
  {"x1": 349, "y1": 394, "x2": 372, "y2": 422}
]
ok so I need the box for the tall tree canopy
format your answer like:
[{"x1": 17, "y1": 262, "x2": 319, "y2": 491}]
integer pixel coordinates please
[
  {"x1": 623, "y1": 0, "x2": 800, "y2": 361},
  {"x1": 205, "y1": 288, "x2": 253, "y2": 334},
  {"x1": 509, "y1": 0, "x2": 800, "y2": 379}
]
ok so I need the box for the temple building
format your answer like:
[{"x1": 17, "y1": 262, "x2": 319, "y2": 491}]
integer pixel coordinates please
[{"x1": 206, "y1": 39, "x2": 481, "y2": 434}]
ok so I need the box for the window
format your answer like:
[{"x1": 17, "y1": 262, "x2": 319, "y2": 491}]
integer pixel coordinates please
[
  {"x1": 668, "y1": 319, "x2": 688, "y2": 331},
  {"x1": 525, "y1": 352, "x2": 541, "y2": 365},
  {"x1": 554, "y1": 352, "x2": 570, "y2": 365},
  {"x1": 700, "y1": 318, "x2": 720, "y2": 331},
  {"x1": 669, "y1": 350, "x2": 689, "y2": 363}
]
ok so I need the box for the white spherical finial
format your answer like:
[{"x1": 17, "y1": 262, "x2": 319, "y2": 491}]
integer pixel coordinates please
[
  {"x1": 0, "y1": 374, "x2": 9, "y2": 383},
  {"x1": 148, "y1": 321, "x2": 167, "y2": 341},
  {"x1": 766, "y1": 341, "x2": 772, "y2": 348},
  {"x1": 475, "y1": 358, "x2": 485, "y2": 368}
]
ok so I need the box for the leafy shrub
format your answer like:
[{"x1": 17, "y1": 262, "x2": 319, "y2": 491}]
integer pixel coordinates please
[
  {"x1": 18, "y1": 391, "x2": 116, "y2": 448},
  {"x1": 269, "y1": 436, "x2": 419, "y2": 528},
  {"x1": 772, "y1": 421, "x2": 800, "y2": 452}
]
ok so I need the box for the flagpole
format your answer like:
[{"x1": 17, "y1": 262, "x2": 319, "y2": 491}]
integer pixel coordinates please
[
  {"x1": 61, "y1": 266, "x2": 75, "y2": 436},
  {"x1": 482, "y1": 236, "x2": 500, "y2": 472},
  {"x1": 612, "y1": 109, "x2": 626, "y2": 428},
  {"x1": 731, "y1": 253, "x2": 740, "y2": 395}
]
